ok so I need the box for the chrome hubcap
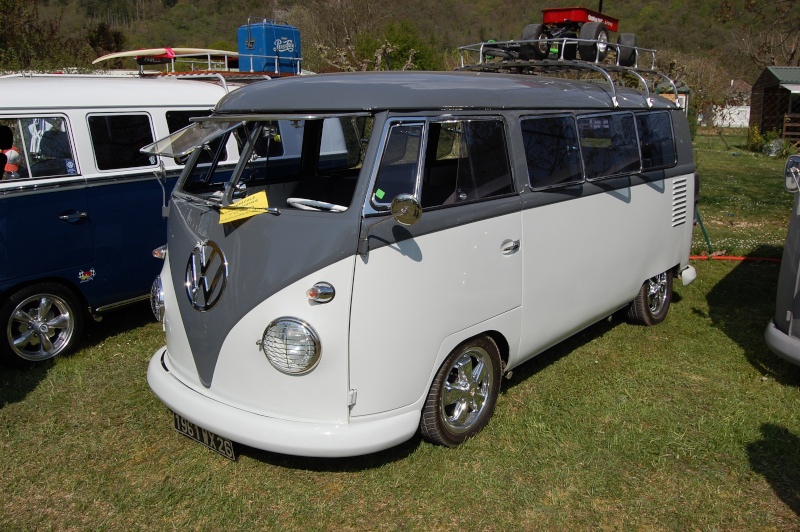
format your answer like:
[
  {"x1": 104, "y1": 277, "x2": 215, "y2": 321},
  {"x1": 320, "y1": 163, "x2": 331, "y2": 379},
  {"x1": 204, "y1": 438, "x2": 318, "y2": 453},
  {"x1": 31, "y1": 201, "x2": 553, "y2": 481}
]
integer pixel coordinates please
[
  {"x1": 440, "y1": 347, "x2": 494, "y2": 434},
  {"x1": 646, "y1": 273, "x2": 668, "y2": 314},
  {"x1": 8, "y1": 295, "x2": 74, "y2": 361}
]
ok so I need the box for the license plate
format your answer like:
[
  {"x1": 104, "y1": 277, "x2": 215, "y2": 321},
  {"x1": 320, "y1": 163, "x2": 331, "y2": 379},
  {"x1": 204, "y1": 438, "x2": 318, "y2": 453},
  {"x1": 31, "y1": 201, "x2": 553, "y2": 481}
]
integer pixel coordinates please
[{"x1": 172, "y1": 412, "x2": 237, "y2": 461}]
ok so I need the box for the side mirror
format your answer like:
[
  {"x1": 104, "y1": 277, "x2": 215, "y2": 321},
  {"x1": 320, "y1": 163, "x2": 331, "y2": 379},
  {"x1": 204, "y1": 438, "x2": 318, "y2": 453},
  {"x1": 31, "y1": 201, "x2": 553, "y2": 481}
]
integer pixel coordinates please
[
  {"x1": 390, "y1": 193, "x2": 422, "y2": 226},
  {"x1": 358, "y1": 194, "x2": 422, "y2": 256},
  {"x1": 785, "y1": 155, "x2": 800, "y2": 193}
]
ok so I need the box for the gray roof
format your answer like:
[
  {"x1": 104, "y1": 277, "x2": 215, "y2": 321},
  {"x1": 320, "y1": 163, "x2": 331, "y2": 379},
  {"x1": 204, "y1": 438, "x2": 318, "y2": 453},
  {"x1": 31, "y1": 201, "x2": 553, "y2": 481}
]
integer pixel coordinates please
[
  {"x1": 766, "y1": 66, "x2": 800, "y2": 84},
  {"x1": 214, "y1": 70, "x2": 672, "y2": 115}
]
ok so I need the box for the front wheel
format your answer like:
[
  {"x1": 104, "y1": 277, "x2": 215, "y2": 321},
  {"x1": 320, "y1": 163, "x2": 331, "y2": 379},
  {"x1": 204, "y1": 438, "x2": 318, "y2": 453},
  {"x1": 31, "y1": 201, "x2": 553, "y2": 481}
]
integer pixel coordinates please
[
  {"x1": 420, "y1": 335, "x2": 501, "y2": 447},
  {"x1": 1, "y1": 283, "x2": 84, "y2": 365},
  {"x1": 627, "y1": 271, "x2": 673, "y2": 326}
]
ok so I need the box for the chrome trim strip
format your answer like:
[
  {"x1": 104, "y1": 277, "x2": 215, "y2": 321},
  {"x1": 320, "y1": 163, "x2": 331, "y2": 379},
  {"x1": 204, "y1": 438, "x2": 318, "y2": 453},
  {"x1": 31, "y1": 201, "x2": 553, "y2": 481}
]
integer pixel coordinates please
[{"x1": 94, "y1": 294, "x2": 150, "y2": 313}]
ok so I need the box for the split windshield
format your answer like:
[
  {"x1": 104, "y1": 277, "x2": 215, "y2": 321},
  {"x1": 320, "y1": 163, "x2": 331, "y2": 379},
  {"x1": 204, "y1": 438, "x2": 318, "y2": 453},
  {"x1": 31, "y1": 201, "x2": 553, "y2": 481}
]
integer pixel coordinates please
[{"x1": 147, "y1": 114, "x2": 372, "y2": 210}]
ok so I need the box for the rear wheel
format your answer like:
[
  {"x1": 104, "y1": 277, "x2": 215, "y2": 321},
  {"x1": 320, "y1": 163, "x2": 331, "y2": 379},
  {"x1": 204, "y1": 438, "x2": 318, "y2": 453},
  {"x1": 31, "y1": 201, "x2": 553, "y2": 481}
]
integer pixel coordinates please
[
  {"x1": 627, "y1": 271, "x2": 673, "y2": 326},
  {"x1": 617, "y1": 33, "x2": 637, "y2": 67},
  {"x1": 1, "y1": 283, "x2": 84, "y2": 365},
  {"x1": 520, "y1": 24, "x2": 548, "y2": 60},
  {"x1": 578, "y1": 22, "x2": 609, "y2": 61},
  {"x1": 420, "y1": 336, "x2": 501, "y2": 447}
]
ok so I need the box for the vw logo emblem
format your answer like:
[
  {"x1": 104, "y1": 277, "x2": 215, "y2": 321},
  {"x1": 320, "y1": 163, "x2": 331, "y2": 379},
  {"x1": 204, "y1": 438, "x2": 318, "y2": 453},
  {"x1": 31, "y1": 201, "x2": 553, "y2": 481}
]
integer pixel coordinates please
[{"x1": 185, "y1": 241, "x2": 228, "y2": 311}]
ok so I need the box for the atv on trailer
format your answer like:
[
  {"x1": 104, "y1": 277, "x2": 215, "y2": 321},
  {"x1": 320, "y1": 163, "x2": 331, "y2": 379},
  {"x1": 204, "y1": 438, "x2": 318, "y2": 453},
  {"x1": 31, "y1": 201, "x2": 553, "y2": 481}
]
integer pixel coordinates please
[{"x1": 516, "y1": 3, "x2": 637, "y2": 66}]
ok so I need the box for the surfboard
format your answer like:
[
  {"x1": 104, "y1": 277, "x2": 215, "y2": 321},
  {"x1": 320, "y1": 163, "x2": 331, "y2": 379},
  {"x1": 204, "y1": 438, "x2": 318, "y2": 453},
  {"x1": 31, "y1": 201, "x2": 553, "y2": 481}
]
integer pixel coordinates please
[{"x1": 92, "y1": 48, "x2": 239, "y2": 65}]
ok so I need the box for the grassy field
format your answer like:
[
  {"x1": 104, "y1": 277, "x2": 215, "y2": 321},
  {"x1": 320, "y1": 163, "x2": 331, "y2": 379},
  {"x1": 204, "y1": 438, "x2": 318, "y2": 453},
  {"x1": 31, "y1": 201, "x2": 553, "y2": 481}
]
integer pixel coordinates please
[{"x1": 2, "y1": 129, "x2": 800, "y2": 530}]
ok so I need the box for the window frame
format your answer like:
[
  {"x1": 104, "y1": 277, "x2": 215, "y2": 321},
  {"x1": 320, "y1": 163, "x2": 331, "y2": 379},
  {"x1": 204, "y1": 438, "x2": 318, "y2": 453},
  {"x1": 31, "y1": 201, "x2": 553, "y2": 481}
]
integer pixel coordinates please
[
  {"x1": 634, "y1": 110, "x2": 677, "y2": 171},
  {"x1": 365, "y1": 114, "x2": 515, "y2": 215},
  {"x1": 1, "y1": 114, "x2": 80, "y2": 180},
  {"x1": 86, "y1": 111, "x2": 157, "y2": 172},
  {"x1": 577, "y1": 110, "x2": 642, "y2": 181},
  {"x1": 520, "y1": 113, "x2": 585, "y2": 191}
]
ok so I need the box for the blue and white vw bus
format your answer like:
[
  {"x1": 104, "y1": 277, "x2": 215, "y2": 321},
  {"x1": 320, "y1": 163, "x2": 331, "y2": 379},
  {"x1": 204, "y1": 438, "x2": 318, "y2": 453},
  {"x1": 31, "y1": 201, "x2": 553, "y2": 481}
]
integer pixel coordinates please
[{"x1": 0, "y1": 74, "x2": 236, "y2": 365}]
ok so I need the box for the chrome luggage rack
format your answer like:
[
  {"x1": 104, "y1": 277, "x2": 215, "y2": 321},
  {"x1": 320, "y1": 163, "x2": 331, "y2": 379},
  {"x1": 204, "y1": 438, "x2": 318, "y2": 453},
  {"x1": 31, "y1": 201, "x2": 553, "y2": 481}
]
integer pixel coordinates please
[{"x1": 457, "y1": 37, "x2": 681, "y2": 109}]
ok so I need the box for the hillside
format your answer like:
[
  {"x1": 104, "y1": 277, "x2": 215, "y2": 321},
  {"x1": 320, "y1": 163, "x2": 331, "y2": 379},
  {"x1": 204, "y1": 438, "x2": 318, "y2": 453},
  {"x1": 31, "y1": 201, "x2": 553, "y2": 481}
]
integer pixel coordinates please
[{"x1": 6, "y1": 0, "x2": 798, "y2": 92}]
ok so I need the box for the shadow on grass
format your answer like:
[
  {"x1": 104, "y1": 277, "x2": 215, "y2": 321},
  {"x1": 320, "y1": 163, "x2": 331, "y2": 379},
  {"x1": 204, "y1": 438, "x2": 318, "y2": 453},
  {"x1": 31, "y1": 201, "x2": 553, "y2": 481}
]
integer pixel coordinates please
[
  {"x1": 236, "y1": 435, "x2": 421, "y2": 471},
  {"x1": 748, "y1": 423, "x2": 800, "y2": 517},
  {"x1": 0, "y1": 300, "x2": 155, "y2": 407},
  {"x1": 79, "y1": 300, "x2": 155, "y2": 348},
  {"x1": 500, "y1": 316, "x2": 620, "y2": 394},
  {"x1": 704, "y1": 245, "x2": 800, "y2": 385}
]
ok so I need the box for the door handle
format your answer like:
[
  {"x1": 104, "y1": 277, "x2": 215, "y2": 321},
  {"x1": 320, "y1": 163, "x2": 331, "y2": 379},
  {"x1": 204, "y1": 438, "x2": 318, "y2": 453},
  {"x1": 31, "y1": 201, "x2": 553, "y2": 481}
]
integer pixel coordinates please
[
  {"x1": 59, "y1": 211, "x2": 88, "y2": 222},
  {"x1": 501, "y1": 239, "x2": 520, "y2": 255}
]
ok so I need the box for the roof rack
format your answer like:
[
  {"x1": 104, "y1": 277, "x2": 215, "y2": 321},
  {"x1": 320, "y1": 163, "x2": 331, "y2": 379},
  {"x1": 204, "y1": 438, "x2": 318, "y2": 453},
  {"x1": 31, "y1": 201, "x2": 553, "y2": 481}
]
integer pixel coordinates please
[
  {"x1": 154, "y1": 71, "x2": 273, "y2": 92},
  {"x1": 457, "y1": 37, "x2": 681, "y2": 110}
]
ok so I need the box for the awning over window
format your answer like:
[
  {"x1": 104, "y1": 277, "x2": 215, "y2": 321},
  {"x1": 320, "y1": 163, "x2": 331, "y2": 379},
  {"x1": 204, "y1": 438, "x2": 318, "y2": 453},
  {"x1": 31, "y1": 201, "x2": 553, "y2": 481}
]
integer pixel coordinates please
[{"x1": 781, "y1": 83, "x2": 800, "y2": 94}]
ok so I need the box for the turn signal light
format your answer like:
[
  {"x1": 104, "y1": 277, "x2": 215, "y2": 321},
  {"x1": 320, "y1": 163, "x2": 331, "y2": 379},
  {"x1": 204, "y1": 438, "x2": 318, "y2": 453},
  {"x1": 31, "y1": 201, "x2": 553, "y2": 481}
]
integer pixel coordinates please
[{"x1": 306, "y1": 282, "x2": 335, "y2": 303}]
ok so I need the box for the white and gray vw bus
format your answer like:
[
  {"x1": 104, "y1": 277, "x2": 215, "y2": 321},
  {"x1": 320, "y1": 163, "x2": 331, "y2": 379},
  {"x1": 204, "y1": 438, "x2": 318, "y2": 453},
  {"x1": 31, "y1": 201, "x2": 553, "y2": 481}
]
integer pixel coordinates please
[{"x1": 146, "y1": 57, "x2": 698, "y2": 458}]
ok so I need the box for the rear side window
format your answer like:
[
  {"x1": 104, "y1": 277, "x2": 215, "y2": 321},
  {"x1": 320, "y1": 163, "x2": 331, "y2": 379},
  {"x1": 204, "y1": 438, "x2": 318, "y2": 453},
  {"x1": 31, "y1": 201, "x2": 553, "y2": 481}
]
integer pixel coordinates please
[
  {"x1": 521, "y1": 115, "x2": 583, "y2": 188},
  {"x1": 578, "y1": 112, "x2": 640, "y2": 179},
  {"x1": 88, "y1": 114, "x2": 156, "y2": 170},
  {"x1": 636, "y1": 111, "x2": 676, "y2": 170}
]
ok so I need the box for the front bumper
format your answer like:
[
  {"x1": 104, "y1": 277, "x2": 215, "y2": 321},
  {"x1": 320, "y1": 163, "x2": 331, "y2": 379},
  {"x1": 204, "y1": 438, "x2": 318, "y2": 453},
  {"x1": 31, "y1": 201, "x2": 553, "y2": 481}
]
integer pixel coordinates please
[
  {"x1": 147, "y1": 347, "x2": 421, "y2": 457},
  {"x1": 764, "y1": 320, "x2": 800, "y2": 367}
]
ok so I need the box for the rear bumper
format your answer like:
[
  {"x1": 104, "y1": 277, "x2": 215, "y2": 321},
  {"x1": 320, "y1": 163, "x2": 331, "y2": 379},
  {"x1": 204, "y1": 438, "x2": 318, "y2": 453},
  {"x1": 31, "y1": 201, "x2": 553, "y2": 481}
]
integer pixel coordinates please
[
  {"x1": 765, "y1": 320, "x2": 800, "y2": 367},
  {"x1": 147, "y1": 347, "x2": 421, "y2": 457}
]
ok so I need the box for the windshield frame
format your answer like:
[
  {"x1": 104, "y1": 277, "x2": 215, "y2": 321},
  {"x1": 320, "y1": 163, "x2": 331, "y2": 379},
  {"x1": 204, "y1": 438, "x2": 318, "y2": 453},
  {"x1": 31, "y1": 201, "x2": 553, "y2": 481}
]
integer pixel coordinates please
[{"x1": 171, "y1": 112, "x2": 373, "y2": 207}]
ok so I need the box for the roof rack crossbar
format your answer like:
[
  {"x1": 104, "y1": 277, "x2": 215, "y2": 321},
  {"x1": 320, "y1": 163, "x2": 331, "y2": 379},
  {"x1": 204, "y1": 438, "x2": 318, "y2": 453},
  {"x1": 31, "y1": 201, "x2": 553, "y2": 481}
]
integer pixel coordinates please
[{"x1": 459, "y1": 59, "x2": 620, "y2": 108}]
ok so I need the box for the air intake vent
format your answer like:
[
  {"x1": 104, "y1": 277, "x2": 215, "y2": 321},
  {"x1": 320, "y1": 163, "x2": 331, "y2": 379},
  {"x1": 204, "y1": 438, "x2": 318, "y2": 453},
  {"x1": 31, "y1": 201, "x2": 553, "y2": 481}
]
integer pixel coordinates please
[{"x1": 672, "y1": 178, "x2": 688, "y2": 227}]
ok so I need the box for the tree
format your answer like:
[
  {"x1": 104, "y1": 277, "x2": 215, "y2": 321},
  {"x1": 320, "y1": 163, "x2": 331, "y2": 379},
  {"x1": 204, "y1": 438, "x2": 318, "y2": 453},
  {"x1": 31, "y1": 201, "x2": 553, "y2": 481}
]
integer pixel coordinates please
[
  {"x1": 0, "y1": 0, "x2": 93, "y2": 70},
  {"x1": 718, "y1": 0, "x2": 800, "y2": 70}
]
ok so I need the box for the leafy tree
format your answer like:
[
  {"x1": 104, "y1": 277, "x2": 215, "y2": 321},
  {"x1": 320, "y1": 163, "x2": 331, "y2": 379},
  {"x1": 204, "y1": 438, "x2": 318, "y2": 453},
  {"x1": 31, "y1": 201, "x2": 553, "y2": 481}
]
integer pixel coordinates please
[{"x1": 0, "y1": 0, "x2": 93, "y2": 70}]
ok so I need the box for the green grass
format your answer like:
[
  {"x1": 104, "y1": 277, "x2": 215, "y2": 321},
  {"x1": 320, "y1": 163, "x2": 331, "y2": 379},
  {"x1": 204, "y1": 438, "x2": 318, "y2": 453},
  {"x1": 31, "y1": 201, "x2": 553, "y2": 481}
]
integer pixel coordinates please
[
  {"x1": 692, "y1": 129, "x2": 792, "y2": 258},
  {"x1": 3, "y1": 129, "x2": 800, "y2": 529}
]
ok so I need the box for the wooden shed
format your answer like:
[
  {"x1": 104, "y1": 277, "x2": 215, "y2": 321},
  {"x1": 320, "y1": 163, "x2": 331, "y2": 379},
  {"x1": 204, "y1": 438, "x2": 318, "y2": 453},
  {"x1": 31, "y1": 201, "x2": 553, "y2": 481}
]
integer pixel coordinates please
[{"x1": 749, "y1": 66, "x2": 800, "y2": 145}]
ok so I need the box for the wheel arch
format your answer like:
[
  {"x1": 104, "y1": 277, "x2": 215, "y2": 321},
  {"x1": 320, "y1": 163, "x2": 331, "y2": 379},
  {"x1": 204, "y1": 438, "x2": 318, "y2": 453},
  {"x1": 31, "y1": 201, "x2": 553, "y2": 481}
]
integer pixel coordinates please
[
  {"x1": 484, "y1": 329, "x2": 510, "y2": 372},
  {"x1": 431, "y1": 329, "x2": 511, "y2": 380},
  {"x1": 0, "y1": 276, "x2": 91, "y2": 317}
]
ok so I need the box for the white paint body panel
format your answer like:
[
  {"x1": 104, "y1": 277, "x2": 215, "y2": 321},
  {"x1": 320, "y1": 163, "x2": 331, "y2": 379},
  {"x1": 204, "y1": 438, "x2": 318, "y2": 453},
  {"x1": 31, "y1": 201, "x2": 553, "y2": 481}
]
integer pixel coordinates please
[
  {"x1": 156, "y1": 255, "x2": 356, "y2": 424},
  {"x1": 348, "y1": 210, "x2": 522, "y2": 416},
  {"x1": 516, "y1": 174, "x2": 695, "y2": 365}
]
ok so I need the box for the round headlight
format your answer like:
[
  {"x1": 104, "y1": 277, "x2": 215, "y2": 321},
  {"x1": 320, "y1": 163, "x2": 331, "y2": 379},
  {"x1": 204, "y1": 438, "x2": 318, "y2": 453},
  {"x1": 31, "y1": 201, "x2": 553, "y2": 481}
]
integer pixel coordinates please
[
  {"x1": 261, "y1": 318, "x2": 321, "y2": 375},
  {"x1": 150, "y1": 276, "x2": 165, "y2": 322}
]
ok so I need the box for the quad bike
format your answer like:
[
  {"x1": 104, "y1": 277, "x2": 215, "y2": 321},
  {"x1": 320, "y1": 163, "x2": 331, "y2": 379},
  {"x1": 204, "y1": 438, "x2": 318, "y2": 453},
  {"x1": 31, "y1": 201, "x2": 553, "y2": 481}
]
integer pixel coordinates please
[{"x1": 493, "y1": 3, "x2": 638, "y2": 66}]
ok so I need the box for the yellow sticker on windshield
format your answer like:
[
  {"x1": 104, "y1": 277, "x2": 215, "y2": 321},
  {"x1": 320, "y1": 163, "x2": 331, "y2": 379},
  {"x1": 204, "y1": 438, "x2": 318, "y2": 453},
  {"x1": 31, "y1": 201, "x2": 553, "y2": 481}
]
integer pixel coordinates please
[{"x1": 219, "y1": 190, "x2": 269, "y2": 224}]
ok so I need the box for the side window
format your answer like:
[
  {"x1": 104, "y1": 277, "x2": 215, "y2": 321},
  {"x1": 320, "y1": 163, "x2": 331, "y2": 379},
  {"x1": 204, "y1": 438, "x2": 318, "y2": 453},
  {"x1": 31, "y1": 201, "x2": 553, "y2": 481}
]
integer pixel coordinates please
[
  {"x1": 521, "y1": 115, "x2": 583, "y2": 188},
  {"x1": 1, "y1": 117, "x2": 77, "y2": 179},
  {"x1": 421, "y1": 119, "x2": 513, "y2": 208},
  {"x1": 371, "y1": 122, "x2": 423, "y2": 208},
  {"x1": 636, "y1": 111, "x2": 676, "y2": 170},
  {"x1": 577, "y1": 112, "x2": 640, "y2": 179},
  {"x1": 88, "y1": 114, "x2": 156, "y2": 170}
]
